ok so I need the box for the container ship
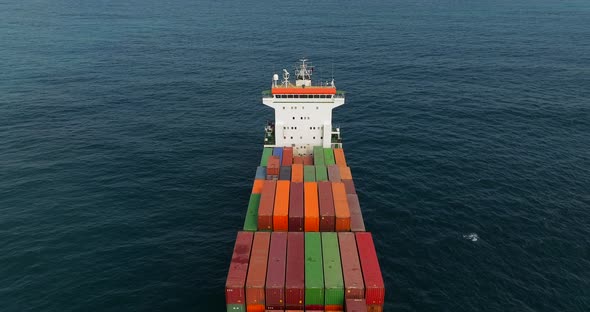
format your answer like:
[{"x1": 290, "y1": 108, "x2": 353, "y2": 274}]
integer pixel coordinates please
[{"x1": 225, "y1": 59, "x2": 385, "y2": 312}]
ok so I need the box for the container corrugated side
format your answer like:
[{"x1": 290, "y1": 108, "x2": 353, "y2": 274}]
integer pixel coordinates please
[
  {"x1": 305, "y1": 232, "x2": 324, "y2": 310},
  {"x1": 304, "y1": 182, "x2": 319, "y2": 232},
  {"x1": 367, "y1": 305, "x2": 384, "y2": 312},
  {"x1": 260, "y1": 148, "x2": 273, "y2": 166},
  {"x1": 342, "y1": 179, "x2": 356, "y2": 195},
  {"x1": 258, "y1": 181, "x2": 277, "y2": 231},
  {"x1": 267, "y1": 156, "x2": 281, "y2": 176},
  {"x1": 355, "y1": 232, "x2": 385, "y2": 305},
  {"x1": 332, "y1": 182, "x2": 351, "y2": 231},
  {"x1": 273, "y1": 147, "x2": 284, "y2": 164},
  {"x1": 333, "y1": 148, "x2": 347, "y2": 167},
  {"x1": 293, "y1": 156, "x2": 304, "y2": 164},
  {"x1": 285, "y1": 232, "x2": 305, "y2": 310},
  {"x1": 315, "y1": 165, "x2": 328, "y2": 182},
  {"x1": 289, "y1": 182, "x2": 304, "y2": 231},
  {"x1": 345, "y1": 299, "x2": 368, "y2": 312},
  {"x1": 313, "y1": 146, "x2": 325, "y2": 166},
  {"x1": 279, "y1": 166, "x2": 291, "y2": 181},
  {"x1": 273, "y1": 180, "x2": 290, "y2": 231},
  {"x1": 243, "y1": 194, "x2": 261, "y2": 231},
  {"x1": 318, "y1": 181, "x2": 335, "y2": 232},
  {"x1": 282, "y1": 147, "x2": 293, "y2": 166},
  {"x1": 340, "y1": 166, "x2": 352, "y2": 180},
  {"x1": 291, "y1": 164, "x2": 303, "y2": 183},
  {"x1": 338, "y1": 233, "x2": 365, "y2": 299},
  {"x1": 302, "y1": 156, "x2": 314, "y2": 165},
  {"x1": 327, "y1": 165, "x2": 341, "y2": 182},
  {"x1": 266, "y1": 232, "x2": 287, "y2": 309},
  {"x1": 346, "y1": 194, "x2": 365, "y2": 232},
  {"x1": 324, "y1": 148, "x2": 336, "y2": 166},
  {"x1": 321, "y1": 232, "x2": 344, "y2": 310},
  {"x1": 303, "y1": 165, "x2": 316, "y2": 182},
  {"x1": 252, "y1": 180, "x2": 264, "y2": 194},
  {"x1": 226, "y1": 232, "x2": 254, "y2": 305},
  {"x1": 246, "y1": 232, "x2": 271, "y2": 309},
  {"x1": 256, "y1": 166, "x2": 266, "y2": 179},
  {"x1": 226, "y1": 303, "x2": 245, "y2": 311}
]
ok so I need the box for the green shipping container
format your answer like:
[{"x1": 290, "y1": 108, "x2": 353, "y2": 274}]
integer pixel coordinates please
[
  {"x1": 324, "y1": 148, "x2": 336, "y2": 166},
  {"x1": 322, "y1": 232, "x2": 344, "y2": 307},
  {"x1": 243, "y1": 193, "x2": 261, "y2": 231},
  {"x1": 260, "y1": 148, "x2": 273, "y2": 166},
  {"x1": 313, "y1": 146, "x2": 325, "y2": 166},
  {"x1": 304, "y1": 166, "x2": 316, "y2": 182},
  {"x1": 226, "y1": 304, "x2": 244, "y2": 312},
  {"x1": 315, "y1": 165, "x2": 328, "y2": 182},
  {"x1": 305, "y1": 232, "x2": 324, "y2": 306}
]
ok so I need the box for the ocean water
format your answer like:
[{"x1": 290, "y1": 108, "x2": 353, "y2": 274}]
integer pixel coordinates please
[{"x1": 1, "y1": 0, "x2": 589, "y2": 311}]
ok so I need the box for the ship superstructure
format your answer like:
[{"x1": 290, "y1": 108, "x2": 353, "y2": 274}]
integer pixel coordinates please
[{"x1": 262, "y1": 59, "x2": 344, "y2": 156}]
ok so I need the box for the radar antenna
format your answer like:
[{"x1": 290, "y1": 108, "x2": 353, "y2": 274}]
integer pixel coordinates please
[{"x1": 282, "y1": 69, "x2": 290, "y2": 87}]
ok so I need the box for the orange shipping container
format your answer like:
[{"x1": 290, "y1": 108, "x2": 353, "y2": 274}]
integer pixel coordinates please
[
  {"x1": 252, "y1": 179, "x2": 264, "y2": 194},
  {"x1": 340, "y1": 166, "x2": 352, "y2": 180},
  {"x1": 291, "y1": 164, "x2": 304, "y2": 183},
  {"x1": 304, "y1": 182, "x2": 319, "y2": 232},
  {"x1": 332, "y1": 182, "x2": 351, "y2": 231},
  {"x1": 334, "y1": 148, "x2": 347, "y2": 167},
  {"x1": 273, "y1": 181, "x2": 290, "y2": 231},
  {"x1": 246, "y1": 232, "x2": 271, "y2": 308}
]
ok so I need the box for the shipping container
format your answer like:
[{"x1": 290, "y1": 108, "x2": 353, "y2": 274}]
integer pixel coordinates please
[
  {"x1": 324, "y1": 148, "x2": 336, "y2": 166},
  {"x1": 338, "y1": 233, "x2": 365, "y2": 299},
  {"x1": 339, "y1": 166, "x2": 352, "y2": 180},
  {"x1": 266, "y1": 175, "x2": 279, "y2": 181},
  {"x1": 279, "y1": 166, "x2": 292, "y2": 181},
  {"x1": 289, "y1": 182, "x2": 304, "y2": 231},
  {"x1": 293, "y1": 156, "x2": 304, "y2": 164},
  {"x1": 291, "y1": 164, "x2": 303, "y2": 183},
  {"x1": 302, "y1": 155, "x2": 314, "y2": 165},
  {"x1": 315, "y1": 165, "x2": 328, "y2": 182},
  {"x1": 267, "y1": 156, "x2": 281, "y2": 176},
  {"x1": 226, "y1": 232, "x2": 254, "y2": 305},
  {"x1": 305, "y1": 232, "x2": 324, "y2": 310},
  {"x1": 266, "y1": 232, "x2": 288, "y2": 310},
  {"x1": 226, "y1": 304, "x2": 245, "y2": 312},
  {"x1": 285, "y1": 232, "x2": 305, "y2": 310},
  {"x1": 313, "y1": 146, "x2": 325, "y2": 166},
  {"x1": 304, "y1": 182, "x2": 320, "y2": 232},
  {"x1": 342, "y1": 179, "x2": 356, "y2": 195},
  {"x1": 246, "y1": 232, "x2": 271, "y2": 309},
  {"x1": 261, "y1": 148, "x2": 273, "y2": 166},
  {"x1": 273, "y1": 181, "x2": 290, "y2": 231},
  {"x1": 318, "y1": 181, "x2": 335, "y2": 232},
  {"x1": 327, "y1": 165, "x2": 341, "y2": 182},
  {"x1": 355, "y1": 233, "x2": 385, "y2": 305},
  {"x1": 367, "y1": 305, "x2": 384, "y2": 312},
  {"x1": 244, "y1": 194, "x2": 261, "y2": 231},
  {"x1": 332, "y1": 182, "x2": 351, "y2": 231},
  {"x1": 252, "y1": 179, "x2": 264, "y2": 194},
  {"x1": 256, "y1": 166, "x2": 267, "y2": 180},
  {"x1": 346, "y1": 194, "x2": 365, "y2": 232},
  {"x1": 303, "y1": 165, "x2": 316, "y2": 182},
  {"x1": 333, "y1": 148, "x2": 347, "y2": 167},
  {"x1": 282, "y1": 147, "x2": 294, "y2": 166},
  {"x1": 345, "y1": 299, "x2": 367, "y2": 312},
  {"x1": 273, "y1": 147, "x2": 284, "y2": 164},
  {"x1": 258, "y1": 181, "x2": 277, "y2": 231},
  {"x1": 322, "y1": 233, "x2": 344, "y2": 310}
]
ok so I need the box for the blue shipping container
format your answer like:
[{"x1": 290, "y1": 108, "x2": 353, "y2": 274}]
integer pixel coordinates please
[
  {"x1": 255, "y1": 166, "x2": 266, "y2": 179},
  {"x1": 273, "y1": 147, "x2": 283, "y2": 164}
]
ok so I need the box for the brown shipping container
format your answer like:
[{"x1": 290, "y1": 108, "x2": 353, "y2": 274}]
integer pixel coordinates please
[
  {"x1": 302, "y1": 155, "x2": 314, "y2": 165},
  {"x1": 266, "y1": 232, "x2": 288, "y2": 309},
  {"x1": 332, "y1": 182, "x2": 351, "y2": 231},
  {"x1": 293, "y1": 156, "x2": 304, "y2": 164},
  {"x1": 345, "y1": 299, "x2": 368, "y2": 312},
  {"x1": 226, "y1": 232, "x2": 254, "y2": 304},
  {"x1": 347, "y1": 194, "x2": 366, "y2": 232},
  {"x1": 340, "y1": 166, "x2": 352, "y2": 180},
  {"x1": 285, "y1": 232, "x2": 305, "y2": 310},
  {"x1": 267, "y1": 156, "x2": 281, "y2": 176},
  {"x1": 338, "y1": 233, "x2": 365, "y2": 299},
  {"x1": 327, "y1": 165, "x2": 341, "y2": 182},
  {"x1": 289, "y1": 182, "x2": 304, "y2": 231},
  {"x1": 356, "y1": 232, "x2": 385, "y2": 305},
  {"x1": 291, "y1": 164, "x2": 304, "y2": 183},
  {"x1": 334, "y1": 148, "x2": 347, "y2": 167},
  {"x1": 258, "y1": 180, "x2": 277, "y2": 231},
  {"x1": 318, "y1": 181, "x2": 335, "y2": 232},
  {"x1": 246, "y1": 232, "x2": 271, "y2": 308},
  {"x1": 282, "y1": 147, "x2": 294, "y2": 166},
  {"x1": 342, "y1": 179, "x2": 357, "y2": 195}
]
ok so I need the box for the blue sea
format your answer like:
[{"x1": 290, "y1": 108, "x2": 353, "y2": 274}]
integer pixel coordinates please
[{"x1": 1, "y1": 0, "x2": 589, "y2": 311}]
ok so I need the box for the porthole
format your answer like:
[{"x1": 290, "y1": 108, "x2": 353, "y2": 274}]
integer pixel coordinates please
[{"x1": 293, "y1": 117, "x2": 295, "y2": 120}]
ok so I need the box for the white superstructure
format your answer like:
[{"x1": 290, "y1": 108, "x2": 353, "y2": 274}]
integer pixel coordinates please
[{"x1": 262, "y1": 59, "x2": 345, "y2": 156}]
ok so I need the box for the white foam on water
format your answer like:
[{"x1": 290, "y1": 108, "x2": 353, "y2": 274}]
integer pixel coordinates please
[{"x1": 463, "y1": 233, "x2": 479, "y2": 242}]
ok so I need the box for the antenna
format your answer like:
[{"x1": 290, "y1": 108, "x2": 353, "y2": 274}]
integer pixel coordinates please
[{"x1": 282, "y1": 69, "x2": 290, "y2": 87}]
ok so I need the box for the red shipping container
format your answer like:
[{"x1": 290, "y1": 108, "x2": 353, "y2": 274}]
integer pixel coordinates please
[
  {"x1": 246, "y1": 232, "x2": 272, "y2": 308},
  {"x1": 282, "y1": 147, "x2": 294, "y2": 166},
  {"x1": 342, "y1": 179, "x2": 356, "y2": 195},
  {"x1": 293, "y1": 156, "x2": 304, "y2": 164},
  {"x1": 338, "y1": 233, "x2": 365, "y2": 299},
  {"x1": 285, "y1": 232, "x2": 305, "y2": 310},
  {"x1": 355, "y1": 233, "x2": 385, "y2": 305},
  {"x1": 302, "y1": 155, "x2": 313, "y2": 165},
  {"x1": 258, "y1": 180, "x2": 277, "y2": 231},
  {"x1": 266, "y1": 232, "x2": 288, "y2": 309},
  {"x1": 268, "y1": 156, "x2": 280, "y2": 175},
  {"x1": 345, "y1": 299, "x2": 368, "y2": 312},
  {"x1": 367, "y1": 305, "x2": 383, "y2": 312},
  {"x1": 318, "y1": 181, "x2": 335, "y2": 232},
  {"x1": 289, "y1": 182, "x2": 304, "y2": 231},
  {"x1": 327, "y1": 165, "x2": 341, "y2": 182},
  {"x1": 346, "y1": 194, "x2": 366, "y2": 232},
  {"x1": 226, "y1": 232, "x2": 254, "y2": 304}
]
